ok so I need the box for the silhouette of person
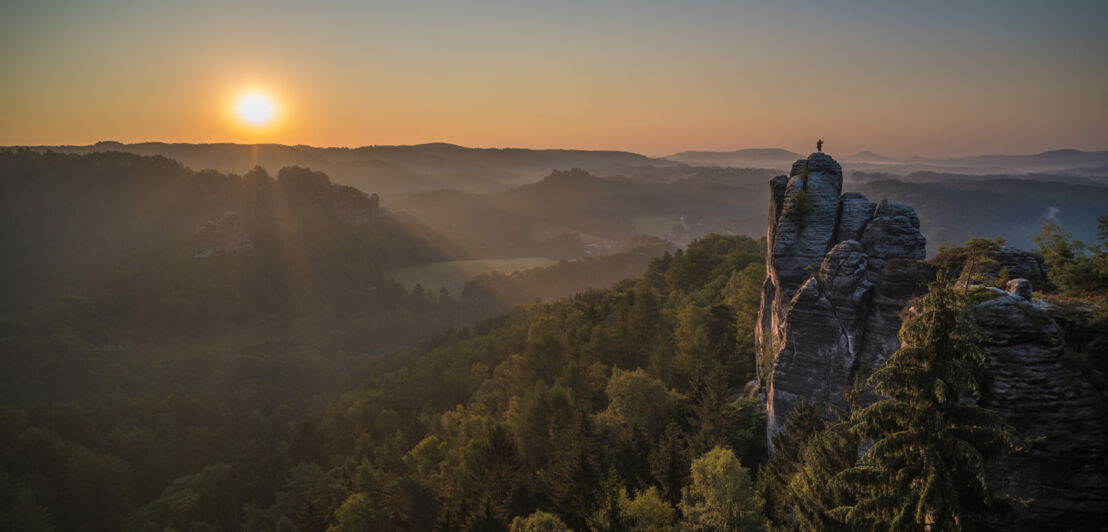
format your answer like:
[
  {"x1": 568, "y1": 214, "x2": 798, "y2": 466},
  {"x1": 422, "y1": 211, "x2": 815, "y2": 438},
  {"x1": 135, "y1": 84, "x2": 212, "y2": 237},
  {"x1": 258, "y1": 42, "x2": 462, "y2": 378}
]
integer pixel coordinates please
[{"x1": 817, "y1": 139, "x2": 824, "y2": 153}]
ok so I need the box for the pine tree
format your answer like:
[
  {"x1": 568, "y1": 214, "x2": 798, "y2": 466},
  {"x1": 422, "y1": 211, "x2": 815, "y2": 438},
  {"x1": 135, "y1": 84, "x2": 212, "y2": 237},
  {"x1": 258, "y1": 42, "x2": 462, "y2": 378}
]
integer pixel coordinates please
[
  {"x1": 758, "y1": 401, "x2": 824, "y2": 526},
  {"x1": 788, "y1": 416, "x2": 858, "y2": 531},
  {"x1": 758, "y1": 400, "x2": 857, "y2": 531},
  {"x1": 835, "y1": 282, "x2": 1018, "y2": 530},
  {"x1": 295, "y1": 498, "x2": 328, "y2": 532}
]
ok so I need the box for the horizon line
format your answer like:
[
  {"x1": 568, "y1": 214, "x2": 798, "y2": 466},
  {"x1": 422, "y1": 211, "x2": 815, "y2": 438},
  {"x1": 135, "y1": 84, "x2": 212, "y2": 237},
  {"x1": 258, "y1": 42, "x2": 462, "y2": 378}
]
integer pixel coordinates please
[{"x1": 4, "y1": 139, "x2": 1105, "y2": 161}]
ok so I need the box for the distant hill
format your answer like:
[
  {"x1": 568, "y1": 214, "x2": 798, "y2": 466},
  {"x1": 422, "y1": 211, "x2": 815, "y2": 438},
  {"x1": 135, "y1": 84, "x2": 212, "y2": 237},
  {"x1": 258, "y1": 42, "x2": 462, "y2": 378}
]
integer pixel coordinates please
[
  {"x1": 12, "y1": 143, "x2": 1104, "y2": 260},
  {"x1": 0, "y1": 148, "x2": 462, "y2": 330},
  {"x1": 851, "y1": 178, "x2": 1108, "y2": 253},
  {"x1": 954, "y1": 149, "x2": 1108, "y2": 172},
  {"x1": 393, "y1": 168, "x2": 768, "y2": 257},
  {"x1": 848, "y1": 150, "x2": 894, "y2": 162},
  {"x1": 458, "y1": 237, "x2": 677, "y2": 314},
  {"x1": 849, "y1": 169, "x2": 1108, "y2": 188},
  {"x1": 601, "y1": 165, "x2": 781, "y2": 186},
  {"x1": 664, "y1": 147, "x2": 802, "y2": 169},
  {"x1": 0, "y1": 150, "x2": 693, "y2": 530},
  {"x1": 21, "y1": 141, "x2": 1108, "y2": 194},
  {"x1": 390, "y1": 189, "x2": 545, "y2": 259},
  {"x1": 21, "y1": 141, "x2": 677, "y2": 198},
  {"x1": 1048, "y1": 164, "x2": 1108, "y2": 178},
  {"x1": 840, "y1": 148, "x2": 1108, "y2": 176},
  {"x1": 394, "y1": 164, "x2": 1108, "y2": 259},
  {"x1": 664, "y1": 147, "x2": 1108, "y2": 177}
]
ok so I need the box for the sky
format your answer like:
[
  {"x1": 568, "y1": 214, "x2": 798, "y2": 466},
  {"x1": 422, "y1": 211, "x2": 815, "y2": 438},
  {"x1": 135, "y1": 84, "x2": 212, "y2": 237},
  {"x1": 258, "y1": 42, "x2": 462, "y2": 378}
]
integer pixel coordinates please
[{"x1": 1, "y1": 0, "x2": 1106, "y2": 157}]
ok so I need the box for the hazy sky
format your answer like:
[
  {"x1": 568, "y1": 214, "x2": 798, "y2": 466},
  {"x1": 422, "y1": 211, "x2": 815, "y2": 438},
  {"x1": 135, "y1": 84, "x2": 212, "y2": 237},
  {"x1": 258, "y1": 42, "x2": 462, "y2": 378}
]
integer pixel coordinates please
[{"x1": 2, "y1": 0, "x2": 1106, "y2": 156}]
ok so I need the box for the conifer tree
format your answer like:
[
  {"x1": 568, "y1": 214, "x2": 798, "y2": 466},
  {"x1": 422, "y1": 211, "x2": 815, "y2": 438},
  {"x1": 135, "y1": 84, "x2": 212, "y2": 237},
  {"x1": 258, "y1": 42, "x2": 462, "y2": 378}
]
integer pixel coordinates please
[
  {"x1": 835, "y1": 282, "x2": 1018, "y2": 530},
  {"x1": 758, "y1": 400, "x2": 857, "y2": 531},
  {"x1": 788, "y1": 416, "x2": 858, "y2": 531},
  {"x1": 295, "y1": 498, "x2": 328, "y2": 532},
  {"x1": 758, "y1": 401, "x2": 825, "y2": 526}
]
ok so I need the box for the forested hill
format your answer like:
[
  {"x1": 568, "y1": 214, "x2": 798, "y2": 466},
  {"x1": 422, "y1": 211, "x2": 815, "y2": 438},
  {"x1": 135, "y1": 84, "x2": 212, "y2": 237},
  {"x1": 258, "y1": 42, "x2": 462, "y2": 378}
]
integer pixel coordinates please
[
  {"x1": 0, "y1": 150, "x2": 695, "y2": 532},
  {"x1": 0, "y1": 148, "x2": 460, "y2": 325},
  {"x1": 165, "y1": 234, "x2": 766, "y2": 531},
  {"x1": 308, "y1": 235, "x2": 770, "y2": 531},
  {"x1": 28, "y1": 142, "x2": 676, "y2": 197},
  {"x1": 393, "y1": 169, "x2": 768, "y2": 255},
  {"x1": 853, "y1": 177, "x2": 1108, "y2": 252},
  {"x1": 0, "y1": 149, "x2": 492, "y2": 413},
  {"x1": 0, "y1": 231, "x2": 769, "y2": 531}
]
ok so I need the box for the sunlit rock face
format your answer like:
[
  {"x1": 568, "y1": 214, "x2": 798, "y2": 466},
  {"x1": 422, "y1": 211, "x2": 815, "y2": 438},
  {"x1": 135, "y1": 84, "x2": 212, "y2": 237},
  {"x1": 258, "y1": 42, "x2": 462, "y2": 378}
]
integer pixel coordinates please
[
  {"x1": 755, "y1": 152, "x2": 930, "y2": 437},
  {"x1": 752, "y1": 154, "x2": 1108, "y2": 528}
]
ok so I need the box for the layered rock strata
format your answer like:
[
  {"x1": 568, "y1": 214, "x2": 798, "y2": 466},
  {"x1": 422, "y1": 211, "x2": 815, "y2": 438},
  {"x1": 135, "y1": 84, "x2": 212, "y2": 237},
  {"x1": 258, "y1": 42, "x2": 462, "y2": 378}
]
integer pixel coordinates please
[
  {"x1": 753, "y1": 152, "x2": 1108, "y2": 528},
  {"x1": 755, "y1": 152, "x2": 930, "y2": 435},
  {"x1": 971, "y1": 290, "x2": 1108, "y2": 530}
]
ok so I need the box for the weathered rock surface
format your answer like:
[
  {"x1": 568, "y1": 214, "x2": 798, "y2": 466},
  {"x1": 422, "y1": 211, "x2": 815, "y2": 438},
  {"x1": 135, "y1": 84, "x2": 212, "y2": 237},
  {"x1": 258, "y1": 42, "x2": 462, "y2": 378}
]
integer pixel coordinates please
[
  {"x1": 836, "y1": 193, "x2": 875, "y2": 243},
  {"x1": 768, "y1": 153, "x2": 844, "y2": 296},
  {"x1": 855, "y1": 258, "x2": 935, "y2": 372},
  {"x1": 990, "y1": 246, "x2": 1052, "y2": 285},
  {"x1": 753, "y1": 153, "x2": 1108, "y2": 528},
  {"x1": 859, "y1": 201, "x2": 926, "y2": 270},
  {"x1": 971, "y1": 293, "x2": 1108, "y2": 530},
  {"x1": 1006, "y1": 278, "x2": 1033, "y2": 300},
  {"x1": 934, "y1": 243, "x2": 1053, "y2": 289},
  {"x1": 756, "y1": 153, "x2": 931, "y2": 435}
]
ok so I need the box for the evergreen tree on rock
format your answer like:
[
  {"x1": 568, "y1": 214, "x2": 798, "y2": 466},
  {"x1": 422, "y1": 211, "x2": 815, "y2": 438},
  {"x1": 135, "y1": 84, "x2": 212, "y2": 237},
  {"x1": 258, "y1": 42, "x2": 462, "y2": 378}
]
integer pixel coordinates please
[{"x1": 834, "y1": 282, "x2": 1019, "y2": 530}]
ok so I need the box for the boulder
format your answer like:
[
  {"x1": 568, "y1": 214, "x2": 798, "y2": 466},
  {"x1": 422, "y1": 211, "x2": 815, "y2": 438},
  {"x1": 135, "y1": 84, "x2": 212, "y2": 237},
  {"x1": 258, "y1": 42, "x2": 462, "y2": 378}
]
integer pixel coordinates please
[{"x1": 1006, "y1": 278, "x2": 1033, "y2": 300}]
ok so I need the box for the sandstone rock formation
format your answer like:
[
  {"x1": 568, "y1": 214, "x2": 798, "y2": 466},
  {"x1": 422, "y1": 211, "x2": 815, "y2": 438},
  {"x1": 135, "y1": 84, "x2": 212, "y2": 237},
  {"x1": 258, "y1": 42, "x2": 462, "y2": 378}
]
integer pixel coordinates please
[
  {"x1": 753, "y1": 152, "x2": 1108, "y2": 528},
  {"x1": 1006, "y1": 277, "x2": 1033, "y2": 299},
  {"x1": 756, "y1": 152, "x2": 931, "y2": 435},
  {"x1": 932, "y1": 242, "x2": 1053, "y2": 290},
  {"x1": 971, "y1": 289, "x2": 1108, "y2": 530}
]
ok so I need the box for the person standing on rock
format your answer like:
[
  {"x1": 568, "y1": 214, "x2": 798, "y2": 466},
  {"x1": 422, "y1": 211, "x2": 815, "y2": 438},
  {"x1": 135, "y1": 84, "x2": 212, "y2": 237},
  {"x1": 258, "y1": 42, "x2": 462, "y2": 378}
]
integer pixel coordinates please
[{"x1": 817, "y1": 139, "x2": 824, "y2": 152}]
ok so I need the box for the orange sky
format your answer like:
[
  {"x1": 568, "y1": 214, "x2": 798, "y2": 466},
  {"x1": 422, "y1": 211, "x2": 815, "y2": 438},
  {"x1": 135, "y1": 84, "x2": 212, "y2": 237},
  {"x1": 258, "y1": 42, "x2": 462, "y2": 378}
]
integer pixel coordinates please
[{"x1": 2, "y1": 1, "x2": 1105, "y2": 157}]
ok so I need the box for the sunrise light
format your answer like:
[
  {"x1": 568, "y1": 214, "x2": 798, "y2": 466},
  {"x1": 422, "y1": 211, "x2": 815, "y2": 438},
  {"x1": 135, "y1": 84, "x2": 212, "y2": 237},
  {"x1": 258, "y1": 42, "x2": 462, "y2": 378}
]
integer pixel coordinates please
[{"x1": 235, "y1": 91, "x2": 276, "y2": 127}]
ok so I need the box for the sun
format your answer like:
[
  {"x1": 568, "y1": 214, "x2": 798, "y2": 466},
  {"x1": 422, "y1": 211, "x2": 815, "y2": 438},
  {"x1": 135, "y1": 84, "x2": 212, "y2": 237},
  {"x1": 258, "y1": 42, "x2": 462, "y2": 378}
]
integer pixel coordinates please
[{"x1": 235, "y1": 91, "x2": 276, "y2": 127}]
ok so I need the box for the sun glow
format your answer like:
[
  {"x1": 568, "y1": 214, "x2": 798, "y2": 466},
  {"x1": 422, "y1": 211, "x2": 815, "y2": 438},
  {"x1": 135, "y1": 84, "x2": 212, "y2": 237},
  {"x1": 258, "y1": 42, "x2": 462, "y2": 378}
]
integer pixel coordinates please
[{"x1": 235, "y1": 91, "x2": 276, "y2": 127}]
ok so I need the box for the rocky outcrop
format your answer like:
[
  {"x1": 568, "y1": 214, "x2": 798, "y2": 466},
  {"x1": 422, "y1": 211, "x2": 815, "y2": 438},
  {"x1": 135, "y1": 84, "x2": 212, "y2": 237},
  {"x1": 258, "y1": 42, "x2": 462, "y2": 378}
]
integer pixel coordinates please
[
  {"x1": 753, "y1": 153, "x2": 1108, "y2": 528},
  {"x1": 756, "y1": 153, "x2": 931, "y2": 435},
  {"x1": 932, "y1": 243, "x2": 1053, "y2": 289},
  {"x1": 858, "y1": 201, "x2": 926, "y2": 271},
  {"x1": 971, "y1": 291, "x2": 1108, "y2": 530}
]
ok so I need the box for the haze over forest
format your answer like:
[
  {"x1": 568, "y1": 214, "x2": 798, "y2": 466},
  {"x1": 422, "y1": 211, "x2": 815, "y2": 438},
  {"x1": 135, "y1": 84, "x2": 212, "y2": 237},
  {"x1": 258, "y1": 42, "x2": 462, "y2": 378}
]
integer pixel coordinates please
[
  {"x1": 2, "y1": 1, "x2": 1107, "y2": 531},
  {"x1": 21, "y1": 140, "x2": 1108, "y2": 254}
]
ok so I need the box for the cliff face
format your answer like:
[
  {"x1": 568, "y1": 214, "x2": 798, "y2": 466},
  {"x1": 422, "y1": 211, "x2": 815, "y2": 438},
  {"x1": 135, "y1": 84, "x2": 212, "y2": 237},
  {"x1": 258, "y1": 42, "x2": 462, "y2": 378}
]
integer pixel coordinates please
[
  {"x1": 754, "y1": 152, "x2": 1108, "y2": 528},
  {"x1": 755, "y1": 152, "x2": 931, "y2": 435},
  {"x1": 972, "y1": 291, "x2": 1108, "y2": 529}
]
